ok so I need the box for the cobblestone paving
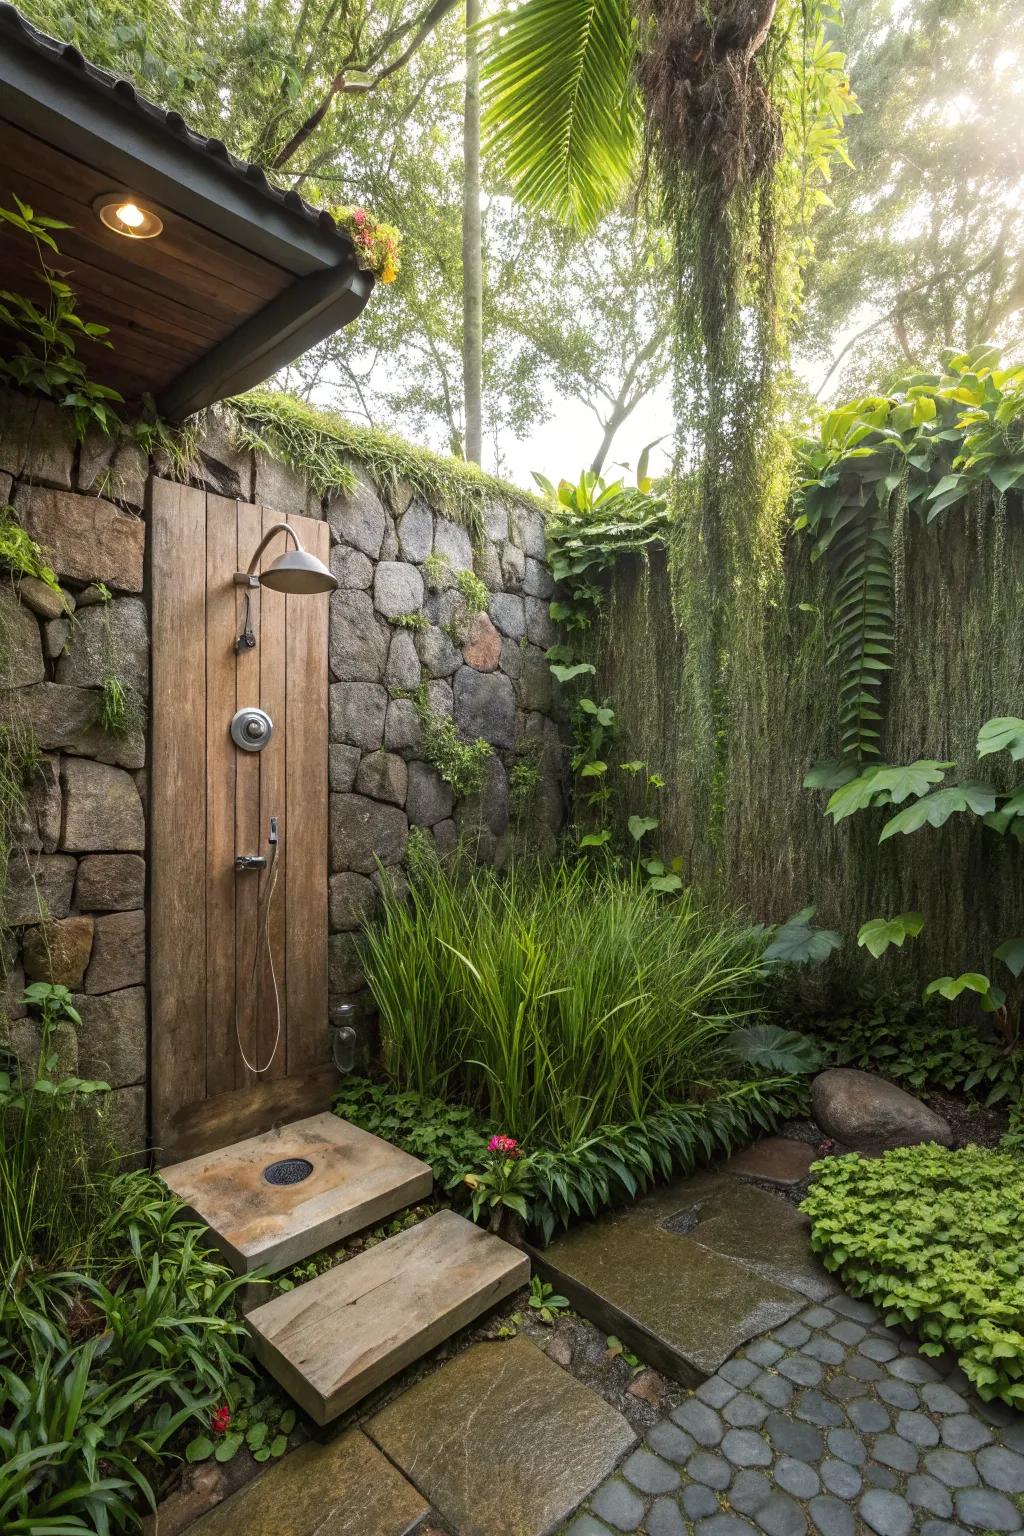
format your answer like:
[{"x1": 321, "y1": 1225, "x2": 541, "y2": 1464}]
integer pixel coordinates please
[{"x1": 562, "y1": 1294, "x2": 1024, "y2": 1536}]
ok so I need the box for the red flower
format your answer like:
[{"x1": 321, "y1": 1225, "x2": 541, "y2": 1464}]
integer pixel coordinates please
[
  {"x1": 488, "y1": 1134, "x2": 520, "y2": 1159},
  {"x1": 211, "y1": 1403, "x2": 232, "y2": 1437}
]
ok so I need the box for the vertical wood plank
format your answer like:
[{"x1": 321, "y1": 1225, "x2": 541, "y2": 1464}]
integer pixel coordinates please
[
  {"x1": 234, "y1": 501, "x2": 263, "y2": 1086},
  {"x1": 256, "y1": 509, "x2": 288, "y2": 1080},
  {"x1": 151, "y1": 480, "x2": 208, "y2": 1152},
  {"x1": 285, "y1": 513, "x2": 330, "y2": 1071},
  {"x1": 205, "y1": 496, "x2": 239, "y2": 1098}
]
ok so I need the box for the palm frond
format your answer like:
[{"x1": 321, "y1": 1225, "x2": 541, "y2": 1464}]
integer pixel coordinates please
[{"x1": 479, "y1": 0, "x2": 639, "y2": 232}]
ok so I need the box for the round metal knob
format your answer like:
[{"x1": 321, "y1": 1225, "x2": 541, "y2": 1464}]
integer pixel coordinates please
[{"x1": 230, "y1": 707, "x2": 274, "y2": 752}]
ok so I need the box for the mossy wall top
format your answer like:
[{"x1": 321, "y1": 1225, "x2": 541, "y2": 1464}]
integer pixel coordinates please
[{"x1": 593, "y1": 498, "x2": 1024, "y2": 983}]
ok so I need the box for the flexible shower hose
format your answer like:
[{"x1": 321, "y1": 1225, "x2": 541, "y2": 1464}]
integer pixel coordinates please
[{"x1": 233, "y1": 836, "x2": 283, "y2": 1076}]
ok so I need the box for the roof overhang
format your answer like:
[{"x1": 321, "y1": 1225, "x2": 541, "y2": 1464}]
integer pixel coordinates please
[{"x1": 0, "y1": 4, "x2": 375, "y2": 417}]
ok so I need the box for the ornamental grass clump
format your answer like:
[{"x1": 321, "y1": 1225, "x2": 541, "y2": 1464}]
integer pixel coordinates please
[
  {"x1": 803, "y1": 1144, "x2": 1024, "y2": 1406},
  {"x1": 363, "y1": 857, "x2": 768, "y2": 1147}
]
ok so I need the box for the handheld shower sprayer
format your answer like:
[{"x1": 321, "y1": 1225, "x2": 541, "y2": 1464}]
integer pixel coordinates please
[{"x1": 233, "y1": 813, "x2": 283, "y2": 1077}]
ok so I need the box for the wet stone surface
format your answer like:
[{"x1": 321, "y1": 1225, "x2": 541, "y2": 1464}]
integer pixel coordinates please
[{"x1": 560, "y1": 1294, "x2": 1024, "y2": 1535}]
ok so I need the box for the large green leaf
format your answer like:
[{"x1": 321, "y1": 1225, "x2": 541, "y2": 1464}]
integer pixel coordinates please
[
  {"x1": 923, "y1": 972, "x2": 991, "y2": 1002},
  {"x1": 725, "y1": 1025, "x2": 827, "y2": 1075},
  {"x1": 825, "y1": 760, "x2": 951, "y2": 823},
  {"x1": 857, "y1": 912, "x2": 924, "y2": 959},
  {"x1": 878, "y1": 781, "x2": 997, "y2": 841},
  {"x1": 480, "y1": 0, "x2": 639, "y2": 232},
  {"x1": 995, "y1": 939, "x2": 1024, "y2": 980},
  {"x1": 977, "y1": 717, "x2": 1024, "y2": 762},
  {"x1": 762, "y1": 909, "x2": 842, "y2": 966}
]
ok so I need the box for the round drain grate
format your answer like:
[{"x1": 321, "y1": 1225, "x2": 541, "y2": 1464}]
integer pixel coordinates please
[{"x1": 263, "y1": 1157, "x2": 314, "y2": 1186}]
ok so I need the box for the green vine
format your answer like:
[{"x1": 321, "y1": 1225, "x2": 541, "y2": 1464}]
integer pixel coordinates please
[
  {"x1": 797, "y1": 348, "x2": 1024, "y2": 764},
  {"x1": 412, "y1": 687, "x2": 492, "y2": 800}
]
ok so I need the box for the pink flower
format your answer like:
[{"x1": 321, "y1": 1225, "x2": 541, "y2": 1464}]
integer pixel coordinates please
[
  {"x1": 353, "y1": 208, "x2": 367, "y2": 227},
  {"x1": 488, "y1": 1134, "x2": 520, "y2": 1159}
]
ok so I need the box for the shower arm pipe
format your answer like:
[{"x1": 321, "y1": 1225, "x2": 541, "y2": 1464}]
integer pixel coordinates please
[{"x1": 234, "y1": 523, "x2": 305, "y2": 588}]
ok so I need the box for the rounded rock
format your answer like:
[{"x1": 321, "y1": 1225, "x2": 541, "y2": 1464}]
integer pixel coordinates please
[
  {"x1": 774, "y1": 1457, "x2": 820, "y2": 1499},
  {"x1": 808, "y1": 1496, "x2": 856, "y2": 1536},
  {"x1": 722, "y1": 1428, "x2": 772, "y2": 1468},
  {"x1": 622, "y1": 1448, "x2": 680, "y2": 1495},
  {"x1": 820, "y1": 1458, "x2": 862, "y2": 1500},
  {"x1": 978, "y1": 1446, "x2": 1024, "y2": 1494},
  {"x1": 954, "y1": 1488, "x2": 1023, "y2": 1531},
  {"x1": 687, "y1": 1450, "x2": 732, "y2": 1490},
  {"x1": 859, "y1": 1489, "x2": 914, "y2": 1536}
]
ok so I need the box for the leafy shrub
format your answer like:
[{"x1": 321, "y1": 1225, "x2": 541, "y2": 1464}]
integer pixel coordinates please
[
  {"x1": 336, "y1": 1072, "x2": 804, "y2": 1243},
  {"x1": 801, "y1": 988, "x2": 1023, "y2": 1106},
  {"x1": 334, "y1": 1075, "x2": 494, "y2": 1188},
  {"x1": 803, "y1": 1145, "x2": 1024, "y2": 1406},
  {"x1": 363, "y1": 855, "x2": 773, "y2": 1146},
  {"x1": 0, "y1": 985, "x2": 250, "y2": 1531},
  {"x1": 0, "y1": 1180, "x2": 250, "y2": 1531}
]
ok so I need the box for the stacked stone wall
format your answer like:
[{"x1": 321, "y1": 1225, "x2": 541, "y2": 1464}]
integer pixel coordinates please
[{"x1": 0, "y1": 391, "x2": 565, "y2": 1145}]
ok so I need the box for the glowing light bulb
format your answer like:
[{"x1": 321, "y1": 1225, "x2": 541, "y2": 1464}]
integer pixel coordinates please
[{"x1": 116, "y1": 202, "x2": 145, "y2": 229}]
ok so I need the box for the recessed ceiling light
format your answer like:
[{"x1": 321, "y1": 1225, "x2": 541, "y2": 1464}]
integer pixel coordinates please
[{"x1": 94, "y1": 194, "x2": 164, "y2": 239}]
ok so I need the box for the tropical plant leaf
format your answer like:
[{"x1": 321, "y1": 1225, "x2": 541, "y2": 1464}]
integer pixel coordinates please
[
  {"x1": 995, "y1": 938, "x2": 1024, "y2": 980},
  {"x1": 762, "y1": 909, "x2": 842, "y2": 966},
  {"x1": 977, "y1": 717, "x2": 1024, "y2": 762},
  {"x1": 803, "y1": 759, "x2": 858, "y2": 792},
  {"x1": 857, "y1": 912, "x2": 925, "y2": 959},
  {"x1": 627, "y1": 814, "x2": 658, "y2": 842},
  {"x1": 479, "y1": 0, "x2": 639, "y2": 232},
  {"x1": 923, "y1": 973, "x2": 991, "y2": 1002},
  {"x1": 825, "y1": 761, "x2": 951, "y2": 823},
  {"x1": 878, "y1": 781, "x2": 997, "y2": 841},
  {"x1": 550, "y1": 661, "x2": 596, "y2": 683},
  {"x1": 725, "y1": 1024, "x2": 827, "y2": 1074}
]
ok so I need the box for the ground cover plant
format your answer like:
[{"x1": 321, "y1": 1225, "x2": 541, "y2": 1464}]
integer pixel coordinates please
[
  {"x1": 0, "y1": 985, "x2": 251, "y2": 1533},
  {"x1": 358, "y1": 853, "x2": 808, "y2": 1238},
  {"x1": 804, "y1": 1144, "x2": 1024, "y2": 1407}
]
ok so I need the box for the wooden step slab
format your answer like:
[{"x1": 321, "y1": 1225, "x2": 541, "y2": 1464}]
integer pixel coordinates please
[
  {"x1": 246, "y1": 1207, "x2": 529, "y2": 1424},
  {"x1": 160, "y1": 1112, "x2": 432, "y2": 1275},
  {"x1": 190, "y1": 1429, "x2": 428, "y2": 1536},
  {"x1": 366, "y1": 1336, "x2": 637, "y2": 1536}
]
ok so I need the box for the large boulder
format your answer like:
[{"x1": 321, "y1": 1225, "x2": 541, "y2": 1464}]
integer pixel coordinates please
[
  {"x1": 56, "y1": 597, "x2": 149, "y2": 698},
  {"x1": 812, "y1": 1067, "x2": 954, "y2": 1154}
]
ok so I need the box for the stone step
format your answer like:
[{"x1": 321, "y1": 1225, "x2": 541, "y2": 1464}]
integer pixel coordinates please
[
  {"x1": 159, "y1": 1112, "x2": 433, "y2": 1275},
  {"x1": 189, "y1": 1428, "x2": 428, "y2": 1536},
  {"x1": 245, "y1": 1207, "x2": 530, "y2": 1424}
]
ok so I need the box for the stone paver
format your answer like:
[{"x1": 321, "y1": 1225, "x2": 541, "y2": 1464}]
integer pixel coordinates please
[{"x1": 563, "y1": 1293, "x2": 1024, "y2": 1536}]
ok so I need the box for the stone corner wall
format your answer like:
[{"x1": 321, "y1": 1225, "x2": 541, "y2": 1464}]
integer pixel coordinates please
[
  {"x1": 0, "y1": 388, "x2": 149, "y2": 1157},
  {"x1": 0, "y1": 388, "x2": 567, "y2": 1144}
]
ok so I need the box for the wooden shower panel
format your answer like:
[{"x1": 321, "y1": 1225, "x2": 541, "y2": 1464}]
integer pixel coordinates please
[{"x1": 151, "y1": 481, "x2": 332, "y2": 1161}]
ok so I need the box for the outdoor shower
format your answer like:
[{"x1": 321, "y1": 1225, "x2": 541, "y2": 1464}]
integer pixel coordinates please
[{"x1": 230, "y1": 523, "x2": 337, "y2": 1075}]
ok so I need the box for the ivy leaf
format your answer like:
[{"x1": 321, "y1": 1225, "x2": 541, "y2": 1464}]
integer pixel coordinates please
[
  {"x1": 879, "y1": 781, "x2": 997, "y2": 841},
  {"x1": 923, "y1": 973, "x2": 990, "y2": 1002},
  {"x1": 994, "y1": 939, "x2": 1024, "y2": 979},
  {"x1": 726, "y1": 1024, "x2": 827, "y2": 1074},
  {"x1": 549, "y1": 662, "x2": 595, "y2": 683},
  {"x1": 763, "y1": 909, "x2": 842, "y2": 966},
  {"x1": 977, "y1": 717, "x2": 1024, "y2": 761},
  {"x1": 627, "y1": 815, "x2": 658, "y2": 842},
  {"x1": 857, "y1": 912, "x2": 924, "y2": 959}
]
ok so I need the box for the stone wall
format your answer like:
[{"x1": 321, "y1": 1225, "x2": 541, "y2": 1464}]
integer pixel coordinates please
[
  {"x1": 0, "y1": 390, "x2": 564, "y2": 1146},
  {"x1": 0, "y1": 389, "x2": 149, "y2": 1154}
]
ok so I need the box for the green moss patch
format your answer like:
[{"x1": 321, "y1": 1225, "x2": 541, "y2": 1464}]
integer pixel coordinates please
[{"x1": 226, "y1": 389, "x2": 540, "y2": 530}]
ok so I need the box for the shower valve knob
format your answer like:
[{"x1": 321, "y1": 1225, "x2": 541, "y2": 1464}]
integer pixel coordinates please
[{"x1": 230, "y1": 707, "x2": 274, "y2": 752}]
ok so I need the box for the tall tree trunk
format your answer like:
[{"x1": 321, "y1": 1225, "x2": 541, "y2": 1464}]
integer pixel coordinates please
[{"x1": 462, "y1": 0, "x2": 483, "y2": 464}]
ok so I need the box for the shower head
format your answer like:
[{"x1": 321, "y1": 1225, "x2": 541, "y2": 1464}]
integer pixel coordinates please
[{"x1": 234, "y1": 522, "x2": 337, "y2": 596}]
